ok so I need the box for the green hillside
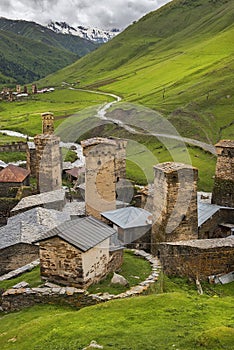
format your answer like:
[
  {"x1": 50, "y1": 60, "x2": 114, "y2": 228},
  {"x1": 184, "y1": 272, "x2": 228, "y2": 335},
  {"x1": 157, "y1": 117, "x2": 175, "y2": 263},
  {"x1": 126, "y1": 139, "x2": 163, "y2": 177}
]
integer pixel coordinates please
[
  {"x1": 0, "y1": 18, "x2": 98, "y2": 57},
  {"x1": 0, "y1": 30, "x2": 78, "y2": 85},
  {"x1": 0, "y1": 280, "x2": 233, "y2": 349},
  {"x1": 40, "y1": 0, "x2": 234, "y2": 143}
]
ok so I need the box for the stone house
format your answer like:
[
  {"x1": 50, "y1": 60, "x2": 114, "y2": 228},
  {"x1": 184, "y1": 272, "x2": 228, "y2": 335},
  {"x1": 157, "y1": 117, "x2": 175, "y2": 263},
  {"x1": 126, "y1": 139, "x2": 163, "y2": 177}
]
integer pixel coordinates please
[
  {"x1": 35, "y1": 216, "x2": 122, "y2": 289},
  {"x1": 101, "y1": 206, "x2": 152, "y2": 251},
  {"x1": 0, "y1": 207, "x2": 70, "y2": 275},
  {"x1": 0, "y1": 164, "x2": 30, "y2": 197},
  {"x1": 158, "y1": 236, "x2": 234, "y2": 280},
  {"x1": 198, "y1": 200, "x2": 234, "y2": 239},
  {"x1": 11, "y1": 189, "x2": 66, "y2": 216}
]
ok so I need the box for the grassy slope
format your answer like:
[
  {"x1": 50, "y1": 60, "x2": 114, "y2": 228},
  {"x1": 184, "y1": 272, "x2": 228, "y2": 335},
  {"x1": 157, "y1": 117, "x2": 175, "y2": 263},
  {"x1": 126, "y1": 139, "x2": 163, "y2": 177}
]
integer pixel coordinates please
[
  {"x1": 0, "y1": 18, "x2": 98, "y2": 57},
  {"x1": 0, "y1": 285, "x2": 233, "y2": 349},
  {"x1": 0, "y1": 89, "x2": 114, "y2": 136},
  {"x1": 0, "y1": 30, "x2": 78, "y2": 85},
  {"x1": 39, "y1": 0, "x2": 234, "y2": 144}
]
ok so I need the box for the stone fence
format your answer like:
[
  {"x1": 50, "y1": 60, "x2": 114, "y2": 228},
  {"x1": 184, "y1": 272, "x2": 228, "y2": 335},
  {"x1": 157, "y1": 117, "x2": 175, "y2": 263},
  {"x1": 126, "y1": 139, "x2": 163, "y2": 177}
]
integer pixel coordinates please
[
  {"x1": 0, "y1": 142, "x2": 29, "y2": 153},
  {"x1": 0, "y1": 250, "x2": 161, "y2": 312}
]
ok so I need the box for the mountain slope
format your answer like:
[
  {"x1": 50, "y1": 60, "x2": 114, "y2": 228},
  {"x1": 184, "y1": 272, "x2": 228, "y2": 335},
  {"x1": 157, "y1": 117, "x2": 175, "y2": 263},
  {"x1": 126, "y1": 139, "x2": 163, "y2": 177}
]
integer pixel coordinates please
[
  {"x1": 0, "y1": 17, "x2": 98, "y2": 57},
  {"x1": 39, "y1": 0, "x2": 234, "y2": 143},
  {"x1": 48, "y1": 21, "x2": 119, "y2": 43},
  {"x1": 0, "y1": 29, "x2": 78, "y2": 85}
]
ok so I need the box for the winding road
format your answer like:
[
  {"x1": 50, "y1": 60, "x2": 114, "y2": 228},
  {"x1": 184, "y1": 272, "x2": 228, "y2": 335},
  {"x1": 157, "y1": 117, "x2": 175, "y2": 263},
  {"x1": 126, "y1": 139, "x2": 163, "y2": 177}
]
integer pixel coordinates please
[
  {"x1": 70, "y1": 87, "x2": 216, "y2": 155},
  {"x1": 0, "y1": 86, "x2": 216, "y2": 168}
]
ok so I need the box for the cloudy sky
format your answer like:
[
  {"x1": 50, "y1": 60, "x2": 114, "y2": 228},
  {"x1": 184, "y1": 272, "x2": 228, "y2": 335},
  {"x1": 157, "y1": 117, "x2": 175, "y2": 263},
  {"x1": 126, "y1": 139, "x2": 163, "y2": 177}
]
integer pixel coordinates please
[{"x1": 0, "y1": 0, "x2": 171, "y2": 29}]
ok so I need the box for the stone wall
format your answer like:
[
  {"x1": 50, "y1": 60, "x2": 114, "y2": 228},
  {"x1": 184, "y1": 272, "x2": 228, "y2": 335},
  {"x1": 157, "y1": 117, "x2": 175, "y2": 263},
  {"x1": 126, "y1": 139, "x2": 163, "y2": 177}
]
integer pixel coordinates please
[
  {"x1": 0, "y1": 197, "x2": 19, "y2": 225},
  {"x1": 199, "y1": 208, "x2": 234, "y2": 239},
  {"x1": 0, "y1": 142, "x2": 28, "y2": 153},
  {"x1": 82, "y1": 138, "x2": 117, "y2": 220},
  {"x1": 0, "y1": 244, "x2": 39, "y2": 275},
  {"x1": 212, "y1": 140, "x2": 234, "y2": 207},
  {"x1": 34, "y1": 134, "x2": 62, "y2": 193},
  {"x1": 158, "y1": 237, "x2": 234, "y2": 280},
  {"x1": 39, "y1": 237, "x2": 110, "y2": 289},
  {"x1": 1, "y1": 287, "x2": 97, "y2": 312},
  {"x1": 151, "y1": 163, "x2": 198, "y2": 255},
  {"x1": 39, "y1": 237, "x2": 84, "y2": 287},
  {"x1": 1, "y1": 250, "x2": 161, "y2": 313},
  {"x1": 108, "y1": 249, "x2": 124, "y2": 272}
]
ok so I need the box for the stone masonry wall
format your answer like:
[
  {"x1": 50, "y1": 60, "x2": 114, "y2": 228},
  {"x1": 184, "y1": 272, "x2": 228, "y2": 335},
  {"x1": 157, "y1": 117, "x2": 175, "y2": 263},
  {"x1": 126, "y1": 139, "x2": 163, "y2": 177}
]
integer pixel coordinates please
[
  {"x1": 199, "y1": 208, "x2": 234, "y2": 239},
  {"x1": 1, "y1": 250, "x2": 161, "y2": 312},
  {"x1": 212, "y1": 140, "x2": 234, "y2": 207},
  {"x1": 34, "y1": 134, "x2": 62, "y2": 193},
  {"x1": 39, "y1": 237, "x2": 84, "y2": 288},
  {"x1": 0, "y1": 244, "x2": 39, "y2": 275},
  {"x1": 0, "y1": 142, "x2": 28, "y2": 153},
  {"x1": 159, "y1": 237, "x2": 234, "y2": 280},
  {"x1": 151, "y1": 163, "x2": 198, "y2": 255},
  {"x1": 82, "y1": 138, "x2": 117, "y2": 220}
]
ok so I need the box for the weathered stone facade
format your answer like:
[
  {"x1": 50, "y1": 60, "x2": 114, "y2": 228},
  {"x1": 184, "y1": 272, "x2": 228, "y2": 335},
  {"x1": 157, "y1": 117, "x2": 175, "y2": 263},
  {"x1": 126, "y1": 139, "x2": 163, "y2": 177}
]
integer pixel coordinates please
[
  {"x1": 151, "y1": 162, "x2": 198, "y2": 255},
  {"x1": 81, "y1": 138, "x2": 121, "y2": 220},
  {"x1": 34, "y1": 134, "x2": 62, "y2": 193},
  {"x1": 158, "y1": 236, "x2": 234, "y2": 280},
  {"x1": 199, "y1": 208, "x2": 234, "y2": 239},
  {"x1": 41, "y1": 112, "x2": 54, "y2": 134},
  {"x1": 39, "y1": 237, "x2": 110, "y2": 289},
  {"x1": 212, "y1": 140, "x2": 234, "y2": 207},
  {"x1": 0, "y1": 243, "x2": 39, "y2": 275}
]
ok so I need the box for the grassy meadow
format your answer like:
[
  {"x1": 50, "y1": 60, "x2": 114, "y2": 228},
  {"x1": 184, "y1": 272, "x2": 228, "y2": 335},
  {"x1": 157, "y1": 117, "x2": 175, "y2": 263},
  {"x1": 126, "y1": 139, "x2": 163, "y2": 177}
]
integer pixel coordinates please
[{"x1": 0, "y1": 275, "x2": 233, "y2": 350}]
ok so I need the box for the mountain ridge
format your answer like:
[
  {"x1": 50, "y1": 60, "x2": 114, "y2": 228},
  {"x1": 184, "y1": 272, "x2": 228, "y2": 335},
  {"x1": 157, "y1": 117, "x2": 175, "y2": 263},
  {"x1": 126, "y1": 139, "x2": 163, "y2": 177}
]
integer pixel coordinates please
[{"x1": 47, "y1": 21, "x2": 120, "y2": 43}]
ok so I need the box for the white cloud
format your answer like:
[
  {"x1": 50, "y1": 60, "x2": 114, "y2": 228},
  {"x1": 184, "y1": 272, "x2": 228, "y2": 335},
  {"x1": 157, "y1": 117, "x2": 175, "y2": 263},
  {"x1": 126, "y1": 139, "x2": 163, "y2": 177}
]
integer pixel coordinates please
[{"x1": 0, "y1": 0, "x2": 171, "y2": 29}]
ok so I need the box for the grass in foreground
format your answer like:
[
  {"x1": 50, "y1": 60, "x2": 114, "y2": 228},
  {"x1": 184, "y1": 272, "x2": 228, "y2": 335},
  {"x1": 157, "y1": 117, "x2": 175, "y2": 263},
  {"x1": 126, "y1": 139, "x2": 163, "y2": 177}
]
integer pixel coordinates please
[
  {"x1": 0, "y1": 288, "x2": 233, "y2": 350},
  {"x1": 88, "y1": 250, "x2": 151, "y2": 295}
]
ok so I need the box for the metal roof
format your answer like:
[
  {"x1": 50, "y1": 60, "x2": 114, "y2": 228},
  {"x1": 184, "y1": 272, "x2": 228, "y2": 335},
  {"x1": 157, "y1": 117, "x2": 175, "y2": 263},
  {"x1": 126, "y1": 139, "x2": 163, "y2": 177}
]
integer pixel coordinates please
[
  {"x1": 198, "y1": 202, "x2": 233, "y2": 227},
  {"x1": 101, "y1": 206, "x2": 152, "y2": 229},
  {"x1": 0, "y1": 164, "x2": 30, "y2": 183},
  {"x1": 34, "y1": 216, "x2": 117, "y2": 252}
]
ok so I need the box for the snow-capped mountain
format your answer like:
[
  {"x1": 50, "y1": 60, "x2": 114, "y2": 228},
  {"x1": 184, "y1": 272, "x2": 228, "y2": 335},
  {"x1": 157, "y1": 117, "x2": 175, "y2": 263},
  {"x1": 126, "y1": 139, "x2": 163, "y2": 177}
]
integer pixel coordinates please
[{"x1": 48, "y1": 21, "x2": 120, "y2": 43}]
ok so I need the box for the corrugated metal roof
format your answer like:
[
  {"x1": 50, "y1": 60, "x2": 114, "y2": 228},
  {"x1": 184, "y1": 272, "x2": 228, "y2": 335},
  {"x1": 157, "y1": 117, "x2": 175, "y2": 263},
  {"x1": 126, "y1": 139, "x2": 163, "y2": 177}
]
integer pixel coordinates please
[
  {"x1": 101, "y1": 206, "x2": 152, "y2": 229},
  {"x1": 198, "y1": 202, "x2": 221, "y2": 227},
  {"x1": 34, "y1": 216, "x2": 117, "y2": 252},
  {"x1": 0, "y1": 164, "x2": 30, "y2": 183},
  {"x1": 198, "y1": 202, "x2": 233, "y2": 227}
]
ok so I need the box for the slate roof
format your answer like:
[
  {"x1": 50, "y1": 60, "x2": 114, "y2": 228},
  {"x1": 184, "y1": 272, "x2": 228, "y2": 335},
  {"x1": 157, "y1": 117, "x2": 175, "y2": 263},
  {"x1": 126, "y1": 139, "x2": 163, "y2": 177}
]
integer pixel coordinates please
[
  {"x1": 11, "y1": 189, "x2": 65, "y2": 213},
  {"x1": 101, "y1": 206, "x2": 152, "y2": 229},
  {"x1": 0, "y1": 207, "x2": 70, "y2": 250},
  {"x1": 34, "y1": 216, "x2": 117, "y2": 252},
  {"x1": 161, "y1": 236, "x2": 234, "y2": 249},
  {"x1": 0, "y1": 164, "x2": 30, "y2": 183}
]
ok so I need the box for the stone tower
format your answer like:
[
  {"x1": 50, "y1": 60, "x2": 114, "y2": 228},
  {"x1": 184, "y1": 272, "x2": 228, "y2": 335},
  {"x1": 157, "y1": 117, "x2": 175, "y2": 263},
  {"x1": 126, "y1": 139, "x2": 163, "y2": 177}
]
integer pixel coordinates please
[
  {"x1": 32, "y1": 112, "x2": 62, "y2": 193},
  {"x1": 81, "y1": 137, "x2": 127, "y2": 220},
  {"x1": 151, "y1": 162, "x2": 198, "y2": 255},
  {"x1": 34, "y1": 134, "x2": 62, "y2": 193},
  {"x1": 212, "y1": 140, "x2": 234, "y2": 207},
  {"x1": 41, "y1": 112, "x2": 54, "y2": 134}
]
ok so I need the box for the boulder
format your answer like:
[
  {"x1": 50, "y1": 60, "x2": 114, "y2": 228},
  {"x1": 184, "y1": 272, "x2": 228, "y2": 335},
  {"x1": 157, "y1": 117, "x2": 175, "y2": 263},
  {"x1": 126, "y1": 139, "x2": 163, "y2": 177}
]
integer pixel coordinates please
[{"x1": 111, "y1": 272, "x2": 129, "y2": 286}]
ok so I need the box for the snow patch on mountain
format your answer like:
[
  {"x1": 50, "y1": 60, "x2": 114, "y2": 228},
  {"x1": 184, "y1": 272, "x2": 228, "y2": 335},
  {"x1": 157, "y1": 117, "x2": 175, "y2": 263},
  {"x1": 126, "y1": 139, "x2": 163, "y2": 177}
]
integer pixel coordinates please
[{"x1": 48, "y1": 21, "x2": 120, "y2": 43}]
